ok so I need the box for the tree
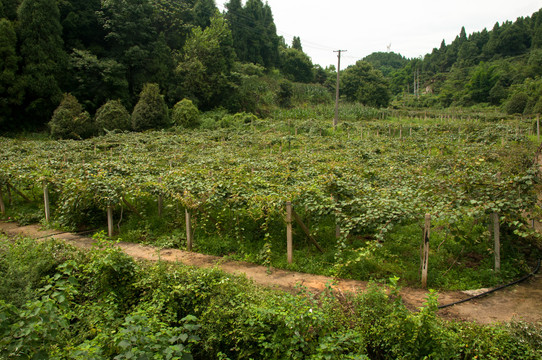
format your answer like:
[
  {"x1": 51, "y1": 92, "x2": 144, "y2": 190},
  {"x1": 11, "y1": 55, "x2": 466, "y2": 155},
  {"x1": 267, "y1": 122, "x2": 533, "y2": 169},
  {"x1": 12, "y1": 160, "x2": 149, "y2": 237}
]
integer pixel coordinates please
[
  {"x1": 58, "y1": 0, "x2": 105, "y2": 52},
  {"x1": 292, "y1": 36, "x2": 302, "y2": 51},
  {"x1": 176, "y1": 12, "x2": 235, "y2": 109},
  {"x1": 505, "y1": 92, "x2": 529, "y2": 114},
  {"x1": 132, "y1": 83, "x2": 169, "y2": 131},
  {"x1": 18, "y1": 0, "x2": 67, "y2": 127},
  {"x1": 279, "y1": 48, "x2": 314, "y2": 83},
  {"x1": 98, "y1": 0, "x2": 156, "y2": 98},
  {"x1": 363, "y1": 52, "x2": 408, "y2": 76},
  {"x1": 465, "y1": 62, "x2": 499, "y2": 103},
  {"x1": 68, "y1": 49, "x2": 129, "y2": 112},
  {"x1": 49, "y1": 93, "x2": 93, "y2": 139},
  {"x1": 341, "y1": 61, "x2": 390, "y2": 108},
  {"x1": 1, "y1": 0, "x2": 19, "y2": 20},
  {"x1": 0, "y1": 18, "x2": 23, "y2": 128},
  {"x1": 94, "y1": 99, "x2": 131, "y2": 134},
  {"x1": 150, "y1": 0, "x2": 194, "y2": 50},
  {"x1": 193, "y1": 0, "x2": 216, "y2": 29},
  {"x1": 225, "y1": 0, "x2": 279, "y2": 68}
]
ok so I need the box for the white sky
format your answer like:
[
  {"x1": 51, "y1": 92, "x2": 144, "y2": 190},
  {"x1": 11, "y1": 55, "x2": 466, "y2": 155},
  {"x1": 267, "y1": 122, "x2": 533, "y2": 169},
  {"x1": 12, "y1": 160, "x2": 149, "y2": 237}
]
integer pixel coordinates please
[{"x1": 217, "y1": 1, "x2": 542, "y2": 69}]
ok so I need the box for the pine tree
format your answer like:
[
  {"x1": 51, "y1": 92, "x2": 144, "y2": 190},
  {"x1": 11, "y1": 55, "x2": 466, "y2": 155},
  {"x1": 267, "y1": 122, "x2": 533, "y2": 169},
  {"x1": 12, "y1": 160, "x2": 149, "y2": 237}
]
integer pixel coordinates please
[
  {"x1": 193, "y1": 0, "x2": 217, "y2": 29},
  {"x1": 18, "y1": 0, "x2": 67, "y2": 127},
  {"x1": 0, "y1": 18, "x2": 22, "y2": 128},
  {"x1": 131, "y1": 83, "x2": 169, "y2": 131},
  {"x1": 292, "y1": 36, "x2": 303, "y2": 51}
]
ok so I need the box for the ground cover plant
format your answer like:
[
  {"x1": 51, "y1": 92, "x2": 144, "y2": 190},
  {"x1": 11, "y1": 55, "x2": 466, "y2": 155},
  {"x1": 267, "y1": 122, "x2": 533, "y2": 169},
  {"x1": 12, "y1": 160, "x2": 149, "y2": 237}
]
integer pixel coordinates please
[
  {"x1": 0, "y1": 109, "x2": 541, "y2": 290},
  {"x1": 0, "y1": 234, "x2": 541, "y2": 359}
]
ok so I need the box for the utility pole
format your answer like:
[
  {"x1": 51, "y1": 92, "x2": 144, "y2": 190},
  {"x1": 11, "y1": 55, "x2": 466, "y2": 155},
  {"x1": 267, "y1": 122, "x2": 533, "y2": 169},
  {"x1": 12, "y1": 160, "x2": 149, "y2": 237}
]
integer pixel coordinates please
[{"x1": 333, "y1": 49, "x2": 347, "y2": 129}]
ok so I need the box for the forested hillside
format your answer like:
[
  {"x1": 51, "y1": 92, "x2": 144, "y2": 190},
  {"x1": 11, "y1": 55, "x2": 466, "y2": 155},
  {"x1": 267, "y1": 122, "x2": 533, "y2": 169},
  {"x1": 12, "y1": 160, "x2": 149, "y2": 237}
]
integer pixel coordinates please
[
  {"x1": 1, "y1": 0, "x2": 541, "y2": 134},
  {"x1": 0, "y1": 0, "x2": 332, "y2": 132},
  {"x1": 367, "y1": 9, "x2": 542, "y2": 112}
]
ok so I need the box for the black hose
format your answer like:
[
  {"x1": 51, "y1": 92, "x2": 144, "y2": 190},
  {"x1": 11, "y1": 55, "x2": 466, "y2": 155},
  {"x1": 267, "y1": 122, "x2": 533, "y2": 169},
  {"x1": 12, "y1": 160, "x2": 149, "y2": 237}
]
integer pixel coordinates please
[{"x1": 438, "y1": 258, "x2": 541, "y2": 309}]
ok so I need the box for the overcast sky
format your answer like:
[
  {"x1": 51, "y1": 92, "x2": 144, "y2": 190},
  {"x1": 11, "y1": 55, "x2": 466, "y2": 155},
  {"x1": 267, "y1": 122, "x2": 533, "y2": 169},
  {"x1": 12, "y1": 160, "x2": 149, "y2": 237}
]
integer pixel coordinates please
[{"x1": 217, "y1": 1, "x2": 541, "y2": 69}]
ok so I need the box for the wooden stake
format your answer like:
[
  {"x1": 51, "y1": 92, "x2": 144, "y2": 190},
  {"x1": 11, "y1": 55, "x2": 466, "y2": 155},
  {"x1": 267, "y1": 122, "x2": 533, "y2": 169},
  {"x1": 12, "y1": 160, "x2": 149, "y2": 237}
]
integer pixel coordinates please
[
  {"x1": 185, "y1": 209, "x2": 193, "y2": 251},
  {"x1": 157, "y1": 177, "x2": 163, "y2": 217},
  {"x1": 7, "y1": 183, "x2": 31, "y2": 203},
  {"x1": 292, "y1": 208, "x2": 324, "y2": 253},
  {"x1": 537, "y1": 115, "x2": 540, "y2": 143},
  {"x1": 286, "y1": 201, "x2": 293, "y2": 264},
  {"x1": 43, "y1": 181, "x2": 50, "y2": 223},
  {"x1": 107, "y1": 206, "x2": 114, "y2": 237},
  {"x1": 493, "y1": 212, "x2": 500, "y2": 272},
  {"x1": 334, "y1": 194, "x2": 341, "y2": 238},
  {"x1": 0, "y1": 185, "x2": 5, "y2": 215},
  {"x1": 421, "y1": 214, "x2": 431, "y2": 288}
]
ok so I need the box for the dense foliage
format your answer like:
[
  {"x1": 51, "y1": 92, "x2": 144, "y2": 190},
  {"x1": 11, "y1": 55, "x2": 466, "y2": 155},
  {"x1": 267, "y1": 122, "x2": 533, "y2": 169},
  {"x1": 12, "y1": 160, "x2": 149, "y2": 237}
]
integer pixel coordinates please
[
  {"x1": 131, "y1": 83, "x2": 169, "y2": 131},
  {"x1": 1, "y1": 110, "x2": 540, "y2": 288},
  {"x1": 172, "y1": 98, "x2": 200, "y2": 128},
  {"x1": 374, "y1": 10, "x2": 542, "y2": 111},
  {"x1": 0, "y1": 0, "x2": 344, "y2": 132},
  {"x1": 94, "y1": 99, "x2": 132, "y2": 134},
  {"x1": 0, "y1": 234, "x2": 541, "y2": 359},
  {"x1": 48, "y1": 93, "x2": 93, "y2": 139}
]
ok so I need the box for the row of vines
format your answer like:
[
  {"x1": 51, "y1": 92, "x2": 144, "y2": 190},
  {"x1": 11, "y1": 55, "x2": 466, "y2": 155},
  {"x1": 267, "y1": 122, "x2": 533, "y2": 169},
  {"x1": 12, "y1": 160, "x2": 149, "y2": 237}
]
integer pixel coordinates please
[{"x1": 0, "y1": 116, "x2": 540, "y2": 286}]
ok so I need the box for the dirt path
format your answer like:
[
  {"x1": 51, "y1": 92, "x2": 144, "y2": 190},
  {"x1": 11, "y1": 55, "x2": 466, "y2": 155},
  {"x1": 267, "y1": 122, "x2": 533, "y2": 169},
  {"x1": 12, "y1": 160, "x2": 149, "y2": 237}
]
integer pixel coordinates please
[{"x1": 2, "y1": 221, "x2": 541, "y2": 324}]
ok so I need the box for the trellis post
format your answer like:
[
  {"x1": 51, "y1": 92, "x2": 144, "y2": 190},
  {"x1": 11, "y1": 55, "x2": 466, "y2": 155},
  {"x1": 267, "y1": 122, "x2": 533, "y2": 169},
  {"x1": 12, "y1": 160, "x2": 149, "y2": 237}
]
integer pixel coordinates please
[
  {"x1": 107, "y1": 206, "x2": 114, "y2": 237},
  {"x1": 0, "y1": 185, "x2": 5, "y2": 215},
  {"x1": 286, "y1": 201, "x2": 293, "y2": 264},
  {"x1": 537, "y1": 114, "x2": 540, "y2": 143},
  {"x1": 421, "y1": 214, "x2": 431, "y2": 288},
  {"x1": 42, "y1": 181, "x2": 50, "y2": 223},
  {"x1": 493, "y1": 212, "x2": 501, "y2": 272},
  {"x1": 157, "y1": 177, "x2": 163, "y2": 217},
  {"x1": 186, "y1": 209, "x2": 193, "y2": 251}
]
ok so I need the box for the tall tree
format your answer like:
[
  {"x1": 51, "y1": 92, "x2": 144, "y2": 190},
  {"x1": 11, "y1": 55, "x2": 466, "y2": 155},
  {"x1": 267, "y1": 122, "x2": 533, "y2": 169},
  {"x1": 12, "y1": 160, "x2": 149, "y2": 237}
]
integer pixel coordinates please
[
  {"x1": 58, "y1": 0, "x2": 105, "y2": 52},
  {"x1": 150, "y1": 0, "x2": 194, "y2": 50},
  {"x1": 177, "y1": 12, "x2": 235, "y2": 109},
  {"x1": 279, "y1": 48, "x2": 314, "y2": 83},
  {"x1": 68, "y1": 49, "x2": 129, "y2": 111},
  {"x1": 465, "y1": 62, "x2": 499, "y2": 103},
  {"x1": 18, "y1": 0, "x2": 67, "y2": 127},
  {"x1": 225, "y1": 0, "x2": 246, "y2": 61},
  {"x1": 98, "y1": 0, "x2": 156, "y2": 100},
  {"x1": 1, "y1": 0, "x2": 20, "y2": 20},
  {"x1": 292, "y1": 36, "x2": 302, "y2": 51},
  {"x1": 226, "y1": 0, "x2": 279, "y2": 68},
  {"x1": 341, "y1": 60, "x2": 390, "y2": 108},
  {"x1": 193, "y1": 0, "x2": 216, "y2": 29},
  {"x1": 0, "y1": 18, "x2": 23, "y2": 128}
]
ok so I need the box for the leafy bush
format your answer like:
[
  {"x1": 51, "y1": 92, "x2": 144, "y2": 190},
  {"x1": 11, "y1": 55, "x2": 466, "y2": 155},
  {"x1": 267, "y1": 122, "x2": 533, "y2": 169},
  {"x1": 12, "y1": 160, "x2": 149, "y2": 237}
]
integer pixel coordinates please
[
  {"x1": 505, "y1": 92, "x2": 529, "y2": 114},
  {"x1": 94, "y1": 99, "x2": 131, "y2": 134},
  {"x1": 172, "y1": 98, "x2": 200, "y2": 128},
  {"x1": 277, "y1": 80, "x2": 293, "y2": 108},
  {"x1": 1, "y1": 236, "x2": 541, "y2": 359},
  {"x1": 48, "y1": 93, "x2": 93, "y2": 139},
  {"x1": 131, "y1": 83, "x2": 169, "y2": 131}
]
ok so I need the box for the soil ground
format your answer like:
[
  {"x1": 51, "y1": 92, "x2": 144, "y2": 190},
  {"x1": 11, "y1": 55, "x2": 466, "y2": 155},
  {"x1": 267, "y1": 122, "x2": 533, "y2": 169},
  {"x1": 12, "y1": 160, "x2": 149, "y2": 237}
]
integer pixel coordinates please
[{"x1": 1, "y1": 221, "x2": 541, "y2": 325}]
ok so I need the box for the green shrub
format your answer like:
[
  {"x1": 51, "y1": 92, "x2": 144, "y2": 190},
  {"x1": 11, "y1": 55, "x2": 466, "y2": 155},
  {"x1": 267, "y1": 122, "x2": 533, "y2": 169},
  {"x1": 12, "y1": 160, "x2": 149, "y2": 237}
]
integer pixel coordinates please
[
  {"x1": 277, "y1": 80, "x2": 293, "y2": 108},
  {"x1": 172, "y1": 98, "x2": 200, "y2": 128},
  {"x1": 505, "y1": 92, "x2": 529, "y2": 114},
  {"x1": 131, "y1": 83, "x2": 169, "y2": 131},
  {"x1": 48, "y1": 93, "x2": 93, "y2": 139},
  {"x1": 94, "y1": 99, "x2": 131, "y2": 134}
]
